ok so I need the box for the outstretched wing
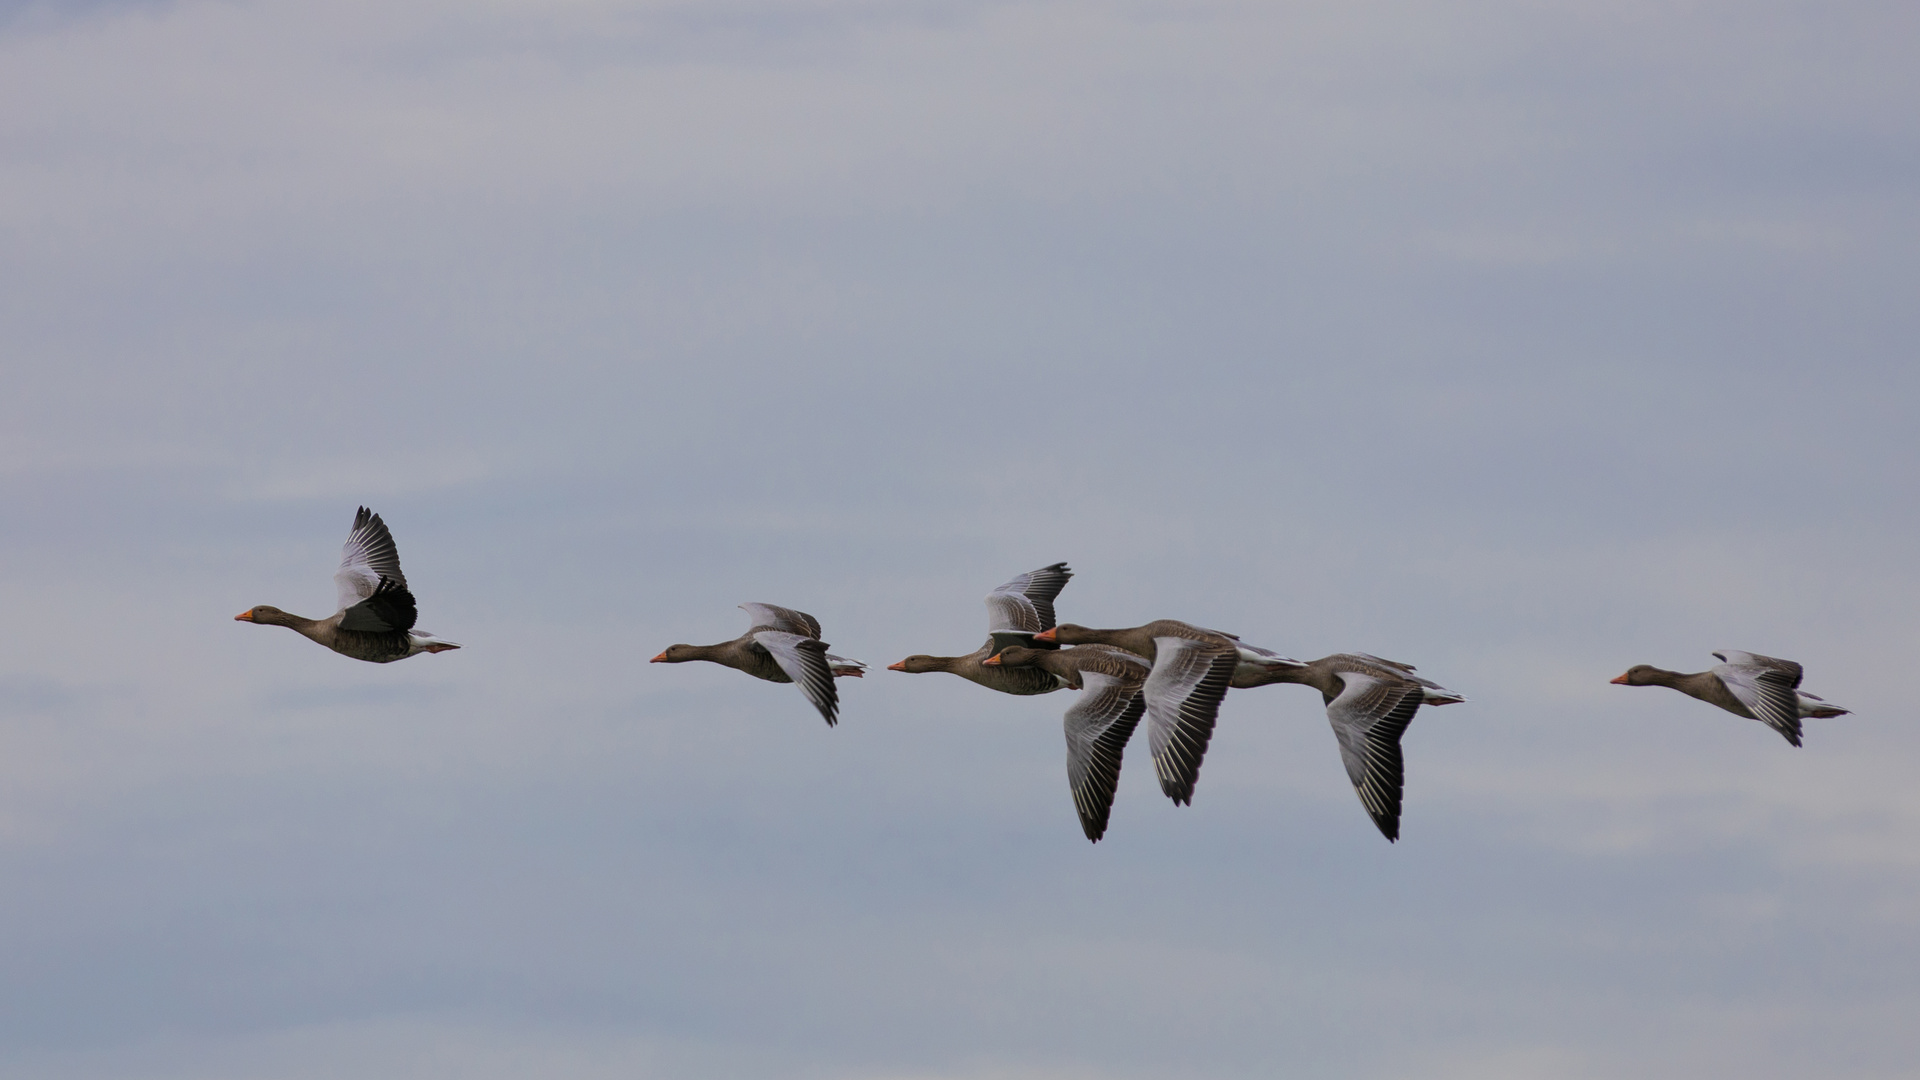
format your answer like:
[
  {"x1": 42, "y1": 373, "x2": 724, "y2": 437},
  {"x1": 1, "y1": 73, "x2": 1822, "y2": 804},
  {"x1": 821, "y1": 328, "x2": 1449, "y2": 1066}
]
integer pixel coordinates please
[
  {"x1": 752, "y1": 630, "x2": 839, "y2": 726},
  {"x1": 1142, "y1": 636, "x2": 1238, "y2": 806},
  {"x1": 334, "y1": 506, "x2": 407, "y2": 613},
  {"x1": 1712, "y1": 658, "x2": 1804, "y2": 746},
  {"x1": 1325, "y1": 673, "x2": 1424, "y2": 842},
  {"x1": 740, "y1": 603, "x2": 823, "y2": 639},
  {"x1": 984, "y1": 563, "x2": 1073, "y2": 637},
  {"x1": 1063, "y1": 671, "x2": 1146, "y2": 843}
]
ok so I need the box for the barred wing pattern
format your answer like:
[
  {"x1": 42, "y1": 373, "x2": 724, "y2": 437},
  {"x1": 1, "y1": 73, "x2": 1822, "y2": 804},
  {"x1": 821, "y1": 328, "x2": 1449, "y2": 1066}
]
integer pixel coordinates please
[
  {"x1": 984, "y1": 563, "x2": 1073, "y2": 637},
  {"x1": 752, "y1": 631, "x2": 840, "y2": 726},
  {"x1": 1063, "y1": 670, "x2": 1147, "y2": 842},
  {"x1": 1143, "y1": 636, "x2": 1239, "y2": 806},
  {"x1": 1326, "y1": 672, "x2": 1425, "y2": 842},
  {"x1": 334, "y1": 508, "x2": 418, "y2": 632},
  {"x1": 334, "y1": 506, "x2": 408, "y2": 614},
  {"x1": 1712, "y1": 651, "x2": 1805, "y2": 746}
]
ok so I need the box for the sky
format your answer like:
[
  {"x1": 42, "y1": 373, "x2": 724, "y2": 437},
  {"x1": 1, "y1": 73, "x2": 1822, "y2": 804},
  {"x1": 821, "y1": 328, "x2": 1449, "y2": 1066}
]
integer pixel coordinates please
[{"x1": 2, "y1": 0, "x2": 1918, "y2": 1076}]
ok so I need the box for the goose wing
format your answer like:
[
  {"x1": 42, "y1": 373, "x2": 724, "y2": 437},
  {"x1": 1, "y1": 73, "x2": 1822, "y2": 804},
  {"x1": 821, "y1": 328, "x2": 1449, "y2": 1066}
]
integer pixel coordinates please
[
  {"x1": 740, "y1": 603, "x2": 824, "y2": 639},
  {"x1": 984, "y1": 562, "x2": 1073, "y2": 636},
  {"x1": 334, "y1": 506, "x2": 407, "y2": 612},
  {"x1": 1142, "y1": 636, "x2": 1239, "y2": 806},
  {"x1": 332, "y1": 508, "x2": 418, "y2": 633},
  {"x1": 1063, "y1": 670, "x2": 1147, "y2": 843},
  {"x1": 1713, "y1": 650, "x2": 1804, "y2": 686},
  {"x1": 1711, "y1": 654, "x2": 1804, "y2": 746},
  {"x1": 337, "y1": 578, "x2": 419, "y2": 633},
  {"x1": 1325, "y1": 672, "x2": 1425, "y2": 842},
  {"x1": 752, "y1": 630, "x2": 840, "y2": 726}
]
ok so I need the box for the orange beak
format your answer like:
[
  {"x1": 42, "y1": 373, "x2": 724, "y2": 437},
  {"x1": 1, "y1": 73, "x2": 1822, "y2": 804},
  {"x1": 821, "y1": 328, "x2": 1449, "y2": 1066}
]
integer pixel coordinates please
[
  {"x1": 1609, "y1": 673, "x2": 1631, "y2": 684},
  {"x1": 982, "y1": 653, "x2": 1003, "y2": 666},
  {"x1": 1032, "y1": 627, "x2": 1057, "y2": 644},
  {"x1": 886, "y1": 660, "x2": 907, "y2": 671},
  {"x1": 650, "y1": 651, "x2": 669, "y2": 662},
  {"x1": 234, "y1": 610, "x2": 254, "y2": 622}
]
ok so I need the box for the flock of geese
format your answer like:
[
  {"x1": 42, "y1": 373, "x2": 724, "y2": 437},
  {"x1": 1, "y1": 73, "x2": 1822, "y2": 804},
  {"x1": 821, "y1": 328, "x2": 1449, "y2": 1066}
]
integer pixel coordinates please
[{"x1": 237, "y1": 509, "x2": 1854, "y2": 843}]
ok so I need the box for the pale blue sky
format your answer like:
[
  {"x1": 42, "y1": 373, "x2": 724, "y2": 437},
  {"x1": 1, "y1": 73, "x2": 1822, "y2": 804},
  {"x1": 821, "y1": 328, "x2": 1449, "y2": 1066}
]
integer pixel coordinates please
[{"x1": 2, "y1": 2, "x2": 1917, "y2": 1077}]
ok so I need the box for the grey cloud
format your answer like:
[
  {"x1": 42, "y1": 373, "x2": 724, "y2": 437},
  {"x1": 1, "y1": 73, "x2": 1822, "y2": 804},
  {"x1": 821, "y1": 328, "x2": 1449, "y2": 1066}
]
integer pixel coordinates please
[{"x1": 1, "y1": 1, "x2": 1917, "y2": 1077}]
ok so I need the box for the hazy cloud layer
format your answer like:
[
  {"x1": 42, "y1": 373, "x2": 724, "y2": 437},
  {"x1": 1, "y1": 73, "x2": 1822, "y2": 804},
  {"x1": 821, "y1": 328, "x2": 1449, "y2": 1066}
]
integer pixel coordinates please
[{"x1": 2, "y1": 1, "x2": 1917, "y2": 1077}]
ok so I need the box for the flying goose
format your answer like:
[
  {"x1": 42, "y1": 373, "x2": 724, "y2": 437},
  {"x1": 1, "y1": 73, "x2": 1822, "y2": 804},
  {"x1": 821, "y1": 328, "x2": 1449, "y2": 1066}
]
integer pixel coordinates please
[
  {"x1": 886, "y1": 563, "x2": 1075, "y2": 696},
  {"x1": 984, "y1": 644, "x2": 1152, "y2": 842},
  {"x1": 1610, "y1": 651, "x2": 1849, "y2": 747},
  {"x1": 652, "y1": 603, "x2": 861, "y2": 726},
  {"x1": 1250, "y1": 653, "x2": 1465, "y2": 842},
  {"x1": 234, "y1": 506, "x2": 461, "y2": 663},
  {"x1": 1033, "y1": 621, "x2": 1300, "y2": 805}
]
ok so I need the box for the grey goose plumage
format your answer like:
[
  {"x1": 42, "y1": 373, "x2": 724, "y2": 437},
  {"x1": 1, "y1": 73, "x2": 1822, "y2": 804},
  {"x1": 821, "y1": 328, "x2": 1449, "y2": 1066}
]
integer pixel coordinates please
[
  {"x1": 652, "y1": 603, "x2": 862, "y2": 726},
  {"x1": 1245, "y1": 653, "x2": 1465, "y2": 842},
  {"x1": 1611, "y1": 651, "x2": 1849, "y2": 747},
  {"x1": 234, "y1": 506, "x2": 461, "y2": 663},
  {"x1": 985, "y1": 644, "x2": 1152, "y2": 842},
  {"x1": 885, "y1": 563, "x2": 1075, "y2": 697},
  {"x1": 1034, "y1": 621, "x2": 1260, "y2": 806}
]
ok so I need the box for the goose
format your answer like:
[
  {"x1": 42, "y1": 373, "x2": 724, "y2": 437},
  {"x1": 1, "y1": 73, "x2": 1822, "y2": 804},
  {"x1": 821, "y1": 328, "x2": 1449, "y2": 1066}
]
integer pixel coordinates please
[
  {"x1": 652, "y1": 603, "x2": 861, "y2": 726},
  {"x1": 1032, "y1": 621, "x2": 1300, "y2": 805},
  {"x1": 1248, "y1": 653, "x2": 1465, "y2": 842},
  {"x1": 886, "y1": 563, "x2": 1075, "y2": 697},
  {"x1": 234, "y1": 507, "x2": 461, "y2": 663},
  {"x1": 983, "y1": 644, "x2": 1152, "y2": 842},
  {"x1": 1610, "y1": 651, "x2": 1849, "y2": 747}
]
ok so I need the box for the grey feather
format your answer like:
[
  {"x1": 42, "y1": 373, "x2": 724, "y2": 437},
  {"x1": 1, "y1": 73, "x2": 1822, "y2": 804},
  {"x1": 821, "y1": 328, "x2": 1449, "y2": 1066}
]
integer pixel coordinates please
[
  {"x1": 984, "y1": 562, "x2": 1073, "y2": 636},
  {"x1": 752, "y1": 630, "x2": 840, "y2": 726},
  {"x1": 740, "y1": 603, "x2": 824, "y2": 640},
  {"x1": 1143, "y1": 636, "x2": 1238, "y2": 806},
  {"x1": 1063, "y1": 670, "x2": 1147, "y2": 842}
]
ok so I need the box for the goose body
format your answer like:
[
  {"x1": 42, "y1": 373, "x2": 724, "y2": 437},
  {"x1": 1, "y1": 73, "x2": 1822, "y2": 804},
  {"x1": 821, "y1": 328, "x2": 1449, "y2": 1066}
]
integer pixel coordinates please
[
  {"x1": 886, "y1": 563, "x2": 1075, "y2": 696},
  {"x1": 652, "y1": 603, "x2": 859, "y2": 726},
  {"x1": 1248, "y1": 653, "x2": 1465, "y2": 841},
  {"x1": 235, "y1": 507, "x2": 461, "y2": 664},
  {"x1": 1611, "y1": 651, "x2": 1849, "y2": 747},
  {"x1": 1035, "y1": 620, "x2": 1263, "y2": 805},
  {"x1": 985, "y1": 644, "x2": 1152, "y2": 842}
]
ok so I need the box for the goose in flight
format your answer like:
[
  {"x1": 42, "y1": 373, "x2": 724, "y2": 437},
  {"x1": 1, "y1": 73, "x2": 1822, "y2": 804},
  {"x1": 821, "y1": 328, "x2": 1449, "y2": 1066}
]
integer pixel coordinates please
[
  {"x1": 1611, "y1": 651, "x2": 1848, "y2": 747},
  {"x1": 1032, "y1": 621, "x2": 1301, "y2": 805},
  {"x1": 984, "y1": 644, "x2": 1152, "y2": 842},
  {"x1": 652, "y1": 603, "x2": 861, "y2": 726},
  {"x1": 234, "y1": 507, "x2": 460, "y2": 663},
  {"x1": 886, "y1": 563, "x2": 1075, "y2": 696},
  {"x1": 1249, "y1": 653, "x2": 1465, "y2": 842}
]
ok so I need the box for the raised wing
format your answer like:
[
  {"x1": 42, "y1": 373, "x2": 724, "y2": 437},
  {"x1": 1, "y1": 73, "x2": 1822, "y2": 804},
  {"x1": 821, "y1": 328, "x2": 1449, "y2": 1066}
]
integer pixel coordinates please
[
  {"x1": 1142, "y1": 636, "x2": 1238, "y2": 806},
  {"x1": 752, "y1": 630, "x2": 839, "y2": 726},
  {"x1": 1325, "y1": 672, "x2": 1425, "y2": 842},
  {"x1": 740, "y1": 603, "x2": 823, "y2": 639},
  {"x1": 334, "y1": 506, "x2": 407, "y2": 614},
  {"x1": 1063, "y1": 670, "x2": 1147, "y2": 843},
  {"x1": 984, "y1": 562, "x2": 1072, "y2": 636},
  {"x1": 1712, "y1": 658, "x2": 1804, "y2": 746}
]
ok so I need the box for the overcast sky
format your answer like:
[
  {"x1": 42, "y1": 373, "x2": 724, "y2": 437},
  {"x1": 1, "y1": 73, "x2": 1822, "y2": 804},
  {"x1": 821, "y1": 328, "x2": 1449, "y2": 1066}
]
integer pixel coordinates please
[{"x1": 2, "y1": 1, "x2": 1918, "y2": 1077}]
